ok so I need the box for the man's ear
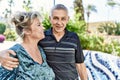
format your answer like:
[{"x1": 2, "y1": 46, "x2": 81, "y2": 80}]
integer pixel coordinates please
[
  {"x1": 68, "y1": 16, "x2": 70, "y2": 21},
  {"x1": 49, "y1": 16, "x2": 52, "y2": 23},
  {"x1": 49, "y1": 16, "x2": 51, "y2": 20},
  {"x1": 66, "y1": 16, "x2": 70, "y2": 23}
]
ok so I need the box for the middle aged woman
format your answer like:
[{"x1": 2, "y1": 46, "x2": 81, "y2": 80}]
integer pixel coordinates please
[{"x1": 0, "y1": 11, "x2": 55, "y2": 80}]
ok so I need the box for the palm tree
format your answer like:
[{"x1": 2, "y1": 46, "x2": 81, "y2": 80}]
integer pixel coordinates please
[
  {"x1": 106, "y1": 0, "x2": 117, "y2": 20},
  {"x1": 86, "y1": 4, "x2": 97, "y2": 23},
  {"x1": 85, "y1": 4, "x2": 97, "y2": 31},
  {"x1": 107, "y1": 0, "x2": 117, "y2": 8},
  {"x1": 74, "y1": 0, "x2": 85, "y2": 21}
]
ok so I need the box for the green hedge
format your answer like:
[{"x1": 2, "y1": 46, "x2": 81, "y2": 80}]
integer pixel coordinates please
[
  {"x1": 0, "y1": 23, "x2": 6, "y2": 34},
  {"x1": 4, "y1": 29, "x2": 17, "y2": 41}
]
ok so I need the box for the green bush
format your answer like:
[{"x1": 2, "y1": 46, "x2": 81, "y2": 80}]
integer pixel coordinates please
[
  {"x1": 4, "y1": 29, "x2": 17, "y2": 41},
  {"x1": 81, "y1": 35, "x2": 104, "y2": 50},
  {"x1": 114, "y1": 22, "x2": 120, "y2": 35},
  {"x1": 98, "y1": 22, "x2": 120, "y2": 35},
  {"x1": 42, "y1": 14, "x2": 51, "y2": 30},
  {"x1": 0, "y1": 23, "x2": 6, "y2": 34},
  {"x1": 98, "y1": 23, "x2": 116, "y2": 35},
  {"x1": 110, "y1": 41, "x2": 120, "y2": 56}
]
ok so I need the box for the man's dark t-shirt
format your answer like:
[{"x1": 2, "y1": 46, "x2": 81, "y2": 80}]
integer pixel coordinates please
[{"x1": 39, "y1": 28, "x2": 84, "y2": 80}]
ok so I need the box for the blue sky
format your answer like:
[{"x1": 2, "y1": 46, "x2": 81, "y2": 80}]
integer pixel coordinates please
[{"x1": 0, "y1": 0, "x2": 120, "y2": 22}]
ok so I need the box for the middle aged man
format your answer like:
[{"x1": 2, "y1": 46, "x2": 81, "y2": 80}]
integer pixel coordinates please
[{"x1": 0, "y1": 4, "x2": 88, "y2": 80}]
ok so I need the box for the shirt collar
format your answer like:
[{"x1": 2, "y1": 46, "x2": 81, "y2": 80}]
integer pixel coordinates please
[{"x1": 45, "y1": 27, "x2": 72, "y2": 37}]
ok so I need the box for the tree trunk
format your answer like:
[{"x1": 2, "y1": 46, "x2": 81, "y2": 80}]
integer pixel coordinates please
[{"x1": 74, "y1": 0, "x2": 85, "y2": 21}]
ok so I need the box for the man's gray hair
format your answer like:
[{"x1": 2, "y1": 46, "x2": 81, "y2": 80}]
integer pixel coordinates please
[{"x1": 50, "y1": 4, "x2": 68, "y2": 16}]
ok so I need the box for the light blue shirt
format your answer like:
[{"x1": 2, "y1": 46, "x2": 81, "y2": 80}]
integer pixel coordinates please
[{"x1": 0, "y1": 44, "x2": 55, "y2": 80}]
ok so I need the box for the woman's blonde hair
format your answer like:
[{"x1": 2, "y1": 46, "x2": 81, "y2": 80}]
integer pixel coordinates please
[{"x1": 11, "y1": 11, "x2": 42, "y2": 38}]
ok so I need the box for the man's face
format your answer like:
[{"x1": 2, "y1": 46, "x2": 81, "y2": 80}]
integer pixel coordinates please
[{"x1": 50, "y1": 9, "x2": 69, "y2": 33}]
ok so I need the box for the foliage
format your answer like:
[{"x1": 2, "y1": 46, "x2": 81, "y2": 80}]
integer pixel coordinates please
[
  {"x1": 22, "y1": 0, "x2": 32, "y2": 12},
  {"x1": 0, "y1": 23, "x2": 6, "y2": 34},
  {"x1": 67, "y1": 20, "x2": 86, "y2": 34},
  {"x1": 86, "y1": 4, "x2": 97, "y2": 12},
  {"x1": 4, "y1": 29, "x2": 17, "y2": 41},
  {"x1": 98, "y1": 22, "x2": 116, "y2": 35},
  {"x1": 42, "y1": 13, "x2": 51, "y2": 30},
  {"x1": 80, "y1": 35, "x2": 103, "y2": 50},
  {"x1": 74, "y1": 0, "x2": 85, "y2": 20},
  {"x1": 110, "y1": 41, "x2": 120, "y2": 56},
  {"x1": 107, "y1": 0, "x2": 117, "y2": 8},
  {"x1": 114, "y1": 22, "x2": 120, "y2": 35},
  {"x1": 98, "y1": 22, "x2": 120, "y2": 35}
]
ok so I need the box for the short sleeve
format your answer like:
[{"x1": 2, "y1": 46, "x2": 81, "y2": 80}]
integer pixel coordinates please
[
  {"x1": 9, "y1": 44, "x2": 19, "y2": 58},
  {"x1": 75, "y1": 34, "x2": 84, "y2": 63}
]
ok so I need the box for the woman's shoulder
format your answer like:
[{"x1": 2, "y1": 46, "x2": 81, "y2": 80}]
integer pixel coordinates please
[{"x1": 9, "y1": 44, "x2": 22, "y2": 52}]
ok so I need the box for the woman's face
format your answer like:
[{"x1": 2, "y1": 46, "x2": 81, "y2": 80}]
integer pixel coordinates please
[{"x1": 29, "y1": 18, "x2": 45, "y2": 40}]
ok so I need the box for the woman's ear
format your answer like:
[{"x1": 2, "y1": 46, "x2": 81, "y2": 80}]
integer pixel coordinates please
[{"x1": 23, "y1": 29, "x2": 31, "y2": 35}]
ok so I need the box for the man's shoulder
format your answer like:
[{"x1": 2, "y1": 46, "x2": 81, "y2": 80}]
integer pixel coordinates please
[{"x1": 67, "y1": 30, "x2": 78, "y2": 37}]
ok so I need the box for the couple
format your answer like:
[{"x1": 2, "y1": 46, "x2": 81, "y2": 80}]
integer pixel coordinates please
[{"x1": 0, "y1": 4, "x2": 87, "y2": 80}]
